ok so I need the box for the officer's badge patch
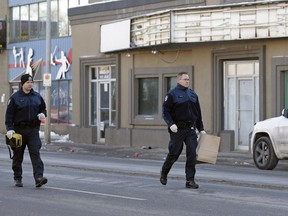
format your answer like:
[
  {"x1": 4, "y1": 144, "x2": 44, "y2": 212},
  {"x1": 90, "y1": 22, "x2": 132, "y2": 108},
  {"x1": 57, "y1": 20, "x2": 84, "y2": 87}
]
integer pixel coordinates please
[{"x1": 164, "y1": 96, "x2": 168, "y2": 101}]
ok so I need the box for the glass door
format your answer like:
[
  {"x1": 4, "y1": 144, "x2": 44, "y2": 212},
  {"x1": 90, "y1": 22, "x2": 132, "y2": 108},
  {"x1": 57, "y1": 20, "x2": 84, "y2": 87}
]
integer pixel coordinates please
[
  {"x1": 89, "y1": 65, "x2": 116, "y2": 143},
  {"x1": 98, "y1": 82, "x2": 110, "y2": 142},
  {"x1": 237, "y1": 79, "x2": 253, "y2": 147}
]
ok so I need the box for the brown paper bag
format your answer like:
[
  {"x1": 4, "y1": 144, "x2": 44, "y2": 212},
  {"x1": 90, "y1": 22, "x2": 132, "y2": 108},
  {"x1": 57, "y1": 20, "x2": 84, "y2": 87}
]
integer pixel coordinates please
[{"x1": 197, "y1": 133, "x2": 221, "y2": 164}]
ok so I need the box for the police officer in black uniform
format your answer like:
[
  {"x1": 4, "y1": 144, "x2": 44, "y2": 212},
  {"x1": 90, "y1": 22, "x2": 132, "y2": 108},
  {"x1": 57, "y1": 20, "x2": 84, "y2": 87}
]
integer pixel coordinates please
[
  {"x1": 5, "y1": 74, "x2": 48, "y2": 188},
  {"x1": 160, "y1": 72, "x2": 205, "y2": 189}
]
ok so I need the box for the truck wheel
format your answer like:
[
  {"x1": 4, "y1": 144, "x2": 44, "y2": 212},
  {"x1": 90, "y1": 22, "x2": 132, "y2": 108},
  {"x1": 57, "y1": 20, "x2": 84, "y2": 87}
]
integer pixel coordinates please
[{"x1": 253, "y1": 137, "x2": 278, "y2": 170}]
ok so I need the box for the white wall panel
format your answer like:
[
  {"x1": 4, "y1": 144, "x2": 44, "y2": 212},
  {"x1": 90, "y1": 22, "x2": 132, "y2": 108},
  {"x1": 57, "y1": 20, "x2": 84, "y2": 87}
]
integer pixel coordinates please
[
  {"x1": 100, "y1": 19, "x2": 131, "y2": 52},
  {"x1": 256, "y1": 6, "x2": 269, "y2": 38},
  {"x1": 100, "y1": 2, "x2": 288, "y2": 52},
  {"x1": 211, "y1": 11, "x2": 224, "y2": 40},
  {"x1": 230, "y1": 11, "x2": 240, "y2": 40},
  {"x1": 200, "y1": 12, "x2": 211, "y2": 41}
]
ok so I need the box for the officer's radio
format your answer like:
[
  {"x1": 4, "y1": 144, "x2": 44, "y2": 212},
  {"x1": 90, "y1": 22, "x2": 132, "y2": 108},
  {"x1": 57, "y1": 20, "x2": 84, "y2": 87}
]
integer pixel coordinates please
[{"x1": 6, "y1": 133, "x2": 22, "y2": 148}]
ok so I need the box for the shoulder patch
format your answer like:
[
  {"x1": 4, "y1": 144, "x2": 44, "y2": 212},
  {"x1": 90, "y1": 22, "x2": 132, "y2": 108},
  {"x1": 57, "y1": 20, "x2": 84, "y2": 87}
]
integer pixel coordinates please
[{"x1": 164, "y1": 95, "x2": 168, "y2": 101}]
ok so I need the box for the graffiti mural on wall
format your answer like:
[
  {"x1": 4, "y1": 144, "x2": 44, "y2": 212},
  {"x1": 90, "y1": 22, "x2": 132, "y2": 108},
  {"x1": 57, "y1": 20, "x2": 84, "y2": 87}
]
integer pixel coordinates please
[
  {"x1": 12, "y1": 47, "x2": 25, "y2": 68},
  {"x1": 11, "y1": 45, "x2": 72, "y2": 81},
  {"x1": 51, "y1": 47, "x2": 71, "y2": 80}
]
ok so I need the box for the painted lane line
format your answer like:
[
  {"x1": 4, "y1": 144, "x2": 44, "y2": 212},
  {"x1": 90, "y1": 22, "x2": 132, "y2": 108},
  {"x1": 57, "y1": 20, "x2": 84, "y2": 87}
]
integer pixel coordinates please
[{"x1": 46, "y1": 186, "x2": 147, "y2": 201}]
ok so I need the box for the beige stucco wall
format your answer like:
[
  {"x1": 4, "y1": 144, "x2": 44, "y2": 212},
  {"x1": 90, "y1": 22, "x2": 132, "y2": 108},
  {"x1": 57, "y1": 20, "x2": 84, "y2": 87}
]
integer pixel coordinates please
[
  {"x1": 0, "y1": 0, "x2": 10, "y2": 133},
  {"x1": 119, "y1": 54, "x2": 133, "y2": 128},
  {"x1": 0, "y1": 52, "x2": 9, "y2": 133},
  {"x1": 0, "y1": 0, "x2": 7, "y2": 15},
  {"x1": 71, "y1": 22, "x2": 104, "y2": 125}
]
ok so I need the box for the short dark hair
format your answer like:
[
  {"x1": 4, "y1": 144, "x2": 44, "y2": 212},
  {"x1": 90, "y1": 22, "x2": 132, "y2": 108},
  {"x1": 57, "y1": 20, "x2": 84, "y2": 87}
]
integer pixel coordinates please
[{"x1": 177, "y1": 72, "x2": 188, "y2": 78}]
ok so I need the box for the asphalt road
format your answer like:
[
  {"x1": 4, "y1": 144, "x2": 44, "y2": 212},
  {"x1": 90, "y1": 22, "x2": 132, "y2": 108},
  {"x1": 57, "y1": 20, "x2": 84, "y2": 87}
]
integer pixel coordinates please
[{"x1": 1, "y1": 150, "x2": 288, "y2": 216}]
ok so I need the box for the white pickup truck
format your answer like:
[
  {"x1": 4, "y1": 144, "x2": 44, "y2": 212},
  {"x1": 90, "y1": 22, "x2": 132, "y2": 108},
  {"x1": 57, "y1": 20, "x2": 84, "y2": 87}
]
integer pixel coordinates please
[{"x1": 250, "y1": 108, "x2": 288, "y2": 170}]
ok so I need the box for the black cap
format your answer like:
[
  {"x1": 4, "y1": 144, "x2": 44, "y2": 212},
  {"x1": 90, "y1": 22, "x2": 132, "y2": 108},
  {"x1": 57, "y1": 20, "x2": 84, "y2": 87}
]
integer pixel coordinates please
[{"x1": 21, "y1": 74, "x2": 33, "y2": 86}]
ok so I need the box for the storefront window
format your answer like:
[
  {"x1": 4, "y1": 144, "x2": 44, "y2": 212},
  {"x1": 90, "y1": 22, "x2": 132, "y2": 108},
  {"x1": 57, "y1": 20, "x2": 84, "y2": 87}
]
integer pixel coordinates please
[
  {"x1": 90, "y1": 81, "x2": 97, "y2": 125},
  {"x1": 10, "y1": 7, "x2": 20, "y2": 42},
  {"x1": 59, "y1": 0, "x2": 69, "y2": 37},
  {"x1": 29, "y1": 4, "x2": 38, "y2": 39},
  {"x1": 39, "y1": 2, "x2": 47, "y2": 39},
  {"x1": 50, "y1": 80, "x2": 72, "y2": 124},
  {"x1": 111, "y1": 81, "x2": 116, "y2": 126},
  {"x1": 51, "y1": 0, "x2": 59, "y2": 37},
  {"x1": 138, "y1": 78, "x2": 159, "y2": 115},
  {"x1": 111, "y1": 65, "x2": 117, "y2": 79},
  {"x1": 20, "y1": 5, "x2": 29, "y2": 41},
  {"x1": 166, "y1": 77, "x2": 177, "y2": 91}
]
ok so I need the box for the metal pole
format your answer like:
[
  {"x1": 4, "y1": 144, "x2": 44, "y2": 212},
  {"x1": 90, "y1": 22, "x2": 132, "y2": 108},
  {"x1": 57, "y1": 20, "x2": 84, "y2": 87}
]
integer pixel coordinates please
[{"x1": 44, "y1": 0, "x2": 51, "y2": 144}]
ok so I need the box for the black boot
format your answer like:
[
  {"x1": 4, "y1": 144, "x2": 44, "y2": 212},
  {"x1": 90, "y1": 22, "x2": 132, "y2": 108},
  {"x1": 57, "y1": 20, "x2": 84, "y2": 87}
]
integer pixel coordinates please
[
  {"x1": 35, "y1": 177, "x2": 48, "y2": 188},
  {"x1": 185, "y1": 179, "x2": 199, "y2": 189},
  {"x1": 14, "y1": 179, "x2": 23, "y2": 187},
  {"x1": 160, "y1": 172, "x2": 167, "y2": 185}
]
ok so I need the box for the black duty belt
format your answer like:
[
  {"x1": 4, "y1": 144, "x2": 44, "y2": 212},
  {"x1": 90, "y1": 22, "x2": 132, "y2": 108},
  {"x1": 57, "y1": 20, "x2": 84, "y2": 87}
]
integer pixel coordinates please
[
  {"x1": 175, "y1": 121, "x2": 195, "y2": 129},
  {"x1": 14, "y1": 120, "x2": 40, "y2": 128}
]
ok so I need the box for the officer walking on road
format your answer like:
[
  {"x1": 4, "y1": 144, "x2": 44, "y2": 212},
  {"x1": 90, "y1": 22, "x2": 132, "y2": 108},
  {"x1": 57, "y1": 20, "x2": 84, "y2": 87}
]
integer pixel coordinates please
[
  {"x1": 160, "y1": 72, "x2": 205, "y2": 189},
  {"x1": 5, "y1": 74, "x2": 48, "y2": 188}
]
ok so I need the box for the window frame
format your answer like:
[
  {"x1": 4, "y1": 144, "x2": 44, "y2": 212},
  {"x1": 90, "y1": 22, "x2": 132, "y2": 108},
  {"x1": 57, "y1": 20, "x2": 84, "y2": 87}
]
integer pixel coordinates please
[
  {"x1": 129, "y1": 66, "x2": 193, "y2": 126},
  {"x1": 79, "y1": 56, "x2": 119, "y2": 128},
  {"x1": 272, "y1": 56, "x2": 288, "y2": 116}
]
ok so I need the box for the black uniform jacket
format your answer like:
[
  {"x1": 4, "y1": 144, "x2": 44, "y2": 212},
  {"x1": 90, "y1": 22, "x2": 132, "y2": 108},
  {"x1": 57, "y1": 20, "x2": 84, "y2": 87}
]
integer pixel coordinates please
[
  {"x1": 163, "y1": 83, "x2": 204, "y2": 132},
  {"x1": 5, "y1": 88, "x2": 47, "y2": 131}
]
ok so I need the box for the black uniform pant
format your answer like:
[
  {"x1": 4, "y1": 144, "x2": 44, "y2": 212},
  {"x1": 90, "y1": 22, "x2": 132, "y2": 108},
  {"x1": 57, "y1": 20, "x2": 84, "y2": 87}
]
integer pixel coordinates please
[
  {"x1": 161, "y1": 128, "x2": 198, "y2": 181},
  {"x1": 12, "y1": 127, "x2": 44, "y2": 181}
]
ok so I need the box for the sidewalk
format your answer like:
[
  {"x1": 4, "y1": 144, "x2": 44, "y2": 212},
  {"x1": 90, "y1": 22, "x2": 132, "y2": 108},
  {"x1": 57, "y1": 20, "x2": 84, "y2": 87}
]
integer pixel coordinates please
[
  {"x1": 43, "y1": 137, "x2": 255, "y2": 167},
  {"x1": 0, "y1": 133, "x2": 254, "y2": 167}
]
